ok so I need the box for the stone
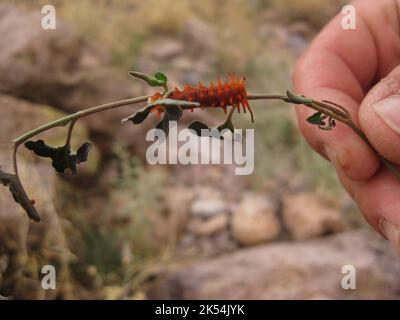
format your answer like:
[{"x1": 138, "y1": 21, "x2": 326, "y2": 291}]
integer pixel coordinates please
[
  {"x1": 283, "y1": 192, "x2": 346, "y2": 240},
  {"x1": 0, "y1": 156, "x2": 73, "y2": 299},
  {"x1": 148, "y1": 38, "x2": 184, "y2": 60},
  {"x1": 231, "y1": 193, "x2": 280, "y2": 246},
  {"x1": 146, "y1": 230, "x2": 400, "y2": 299},
  {"x1": 0, "y1": 94, "x2": 96, "y2": 299},
  {"x1": 0, "y1": 94, "x2": 99, "y2": 174},
  {"x1": 187, "y1": 214, "x2": 229, "y2": 237},
  {"x1": 163, "y1": 186, "x2": 195, "y2": 238},
  {"x1": 0, "y1": 3, "x2": 131, "y2": 111},
  {"x1": 211, "y1": 230, "x2": 237, "y2": 252},
  {"x1": 288, "y1": 21, "x2": 314, "y2": 38},
  {"x1": 0, "y1": 3, "x2": 151, "y2": 159},
  {"x1": 182, "y1": 18, "x2": 217, "y2": 55},
  {"x1": 190, "y1": 198, "x2": 228, "y2": 218}
]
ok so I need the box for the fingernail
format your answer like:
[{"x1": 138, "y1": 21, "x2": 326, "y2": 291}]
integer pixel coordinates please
[
  {"x1": 380, "y1": 219, "x2": 400, "y2": 256},
  {"x1": 373, "y1": 95, "x2": 400, "y2": 135}
]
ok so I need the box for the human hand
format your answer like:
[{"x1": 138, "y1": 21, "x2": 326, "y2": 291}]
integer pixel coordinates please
[{"x1": 294, "y1": 0, "x2": 400, "y2": 254}]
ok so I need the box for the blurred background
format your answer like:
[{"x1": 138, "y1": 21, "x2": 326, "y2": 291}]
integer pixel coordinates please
[{"x1": 0, "y1": 0, "x2": 399, "y2": 299}]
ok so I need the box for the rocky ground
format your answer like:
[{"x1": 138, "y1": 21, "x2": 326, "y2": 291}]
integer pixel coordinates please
[{"x1": 0, "y1": 1, "x2": 399, "y2": 300}]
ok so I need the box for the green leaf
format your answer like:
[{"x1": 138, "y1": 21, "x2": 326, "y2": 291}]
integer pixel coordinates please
[
  {"x1": 154, "y1": 72, "x2": 168, "y2": 83},
  {"x1": 129, "y1": 71, "x2": 168, "y2": 89},
  {"x1": 188, "y1": 121, "x2": 210, "y2": 136},
  {"x1": 25, "y1": 140, "x2": 92, "y2": 174},
  {"x1": 306, "y1": 112, "x2": 325, "y2": 126}
]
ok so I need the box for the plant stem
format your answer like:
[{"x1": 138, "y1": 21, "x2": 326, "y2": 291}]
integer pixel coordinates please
[
  {"x1": 248, "y1": 93, "x2": 400, "y2": 179},
  {"x1": 13, "y1": 95, "x2": 151, "y2": 145},
  {"x1": 247, "y1": 94, "x2": 287, "y2": 100},
  {"x1": 8, "y1": 90, "x2": 400, "y2": 223},
  {"x1": 11, "y1": 95, "x2": 150, "y2": 188},
  {"x1": 65, "y1": 120, "x2": 77, "y2": 149}
]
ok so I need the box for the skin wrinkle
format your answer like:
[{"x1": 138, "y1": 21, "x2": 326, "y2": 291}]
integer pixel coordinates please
[
  {"x1": 316, "y1": 86, "x2": 362, "y2": 126},
  {"x1": 360, "y1": 8, "x2": 381, "y2": 85},
  {"x1": 319, "y1": 51, "x2": 365, "y2": 102},
  {"x1": 327, "y1": 15, "x2": 376, "y2": 92},
  {"x1": 353, "y1": 14, "x2": 379, "y2": 87}
]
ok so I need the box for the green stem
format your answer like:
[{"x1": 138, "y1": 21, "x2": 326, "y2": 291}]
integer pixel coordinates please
[
  {"x1": 247, "y1": 94, "x2": 287, "y2": 101},
  {"x1": 248, "y1": 92, "x2": 400, "y2": 179},
  {"x1": 11, "y1": 95, "x2": 150, "y2": 193},
  {"x1": 65, "y1": 119, "x2": 77, "y2": 149},
  {"x1": 13, "y1": 95, "x2": 151, "y2": 145},
  {"x1": 8, "y1": 90, "x2": 400, "y2": 223}
]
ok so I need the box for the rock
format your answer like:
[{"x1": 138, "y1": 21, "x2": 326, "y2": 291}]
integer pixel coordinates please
[
  {"x1": 0, "y1": 156, "x2": 73, "y2": 299},
  {"x1": 163, "y1": 186, "x2": 195, "y2": 238},
  {"x1": 288, "y1": 21, "x2": 314, "y2": 39},
  {"x1": 283, "y1": 193, "x2": 346, "y2": 240},
  {"x1": 190, "y1": 196, "x2": 228, "y2": 219},
  {"x1": 0, "y1": 3, "x2": 131, "y2": 110},
  {"x1": 187, "y1": 213, "x2": 229, "y2": 237},
  {"x1": 182, "y1": 18, "x2": 217, "y2": 56},
  {"x1": 179, "y1": 234, "x2": 196, "y2": 250},
  {"x1": 146, "y1": 230, "x2": 400, "y2": 299},
  {"x1": 231, "y1": 193, "x2": 280, "y2": 246},
  {"x1": 211, "y1": 230, "x2": 237, "y2": 252},
  {"x1": 0, "y1": 95, "x2": 96, "y2": 299},
  {"x1": 0, "y1": 94, "x2": 99, "y2": 174},
  {"x1": 0, "y1": 3, "x2": 151, "y2": 158},
  {"x1": 147, "y1": 38, "x2": 184, "y2": 60}
]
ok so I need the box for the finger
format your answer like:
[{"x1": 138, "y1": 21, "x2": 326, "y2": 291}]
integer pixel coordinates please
[
  {"x1": 294, "y1": 87, "x2": 380, "y2": 181},
  {"x1": 359, "y1": 66, "x2": 400, "y2": 164},
  {"x1": 333, "y1": 164, "x2": 400, "y2": 255},
  {"x1": 294, "y1": 0, "x2": 400, "y2": 181}
]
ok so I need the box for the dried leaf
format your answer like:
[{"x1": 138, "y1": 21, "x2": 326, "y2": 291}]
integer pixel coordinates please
[
  {"x1": 121, "y1": 104, "x2": 155, "y2": 124},
  {"x1": 25, "y1": 140, "x2": 92, "y2": 174},
  {"x1": 188, "y1": 121, "x2": 210, "y2": 136},
  {"x1": 217, "y1": 120, "x2": 235, "y2": 133},
  {"x1": 0, "y1": 168, "x2": 41, "y2": 222}
]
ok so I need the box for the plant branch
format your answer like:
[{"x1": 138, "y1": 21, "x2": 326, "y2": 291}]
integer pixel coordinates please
[
  {"x1": 13, "y1": 95, "x2": 151, "y2": 146},
  {"x1": 65, "y1": 119, "x2": 77, "y2": 149},
  {"x1": 5, "y1": 87, "x2": 400, "y2": 223},
  {"x1": 248, "y1": 92, "x2": 400, "y2": 179}
]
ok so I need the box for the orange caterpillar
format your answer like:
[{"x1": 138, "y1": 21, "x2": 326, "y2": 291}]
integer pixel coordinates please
[{"x1": 149, "y1": 74, "x2": 254, "y2": 122}]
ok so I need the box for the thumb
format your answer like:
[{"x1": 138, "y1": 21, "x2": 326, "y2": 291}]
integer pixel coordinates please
[{"x1": 359, "y1": 66, "x2": 400, "y2": 164}]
